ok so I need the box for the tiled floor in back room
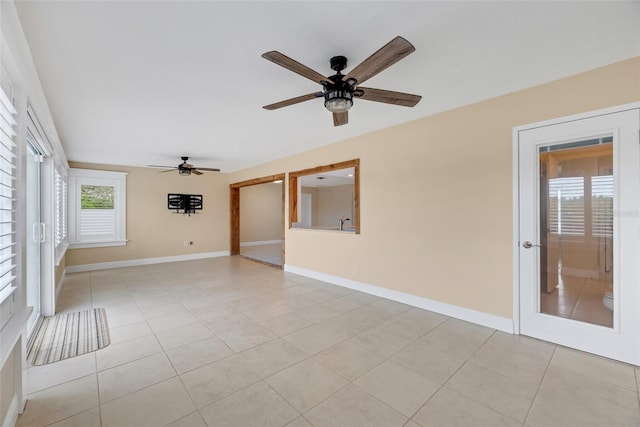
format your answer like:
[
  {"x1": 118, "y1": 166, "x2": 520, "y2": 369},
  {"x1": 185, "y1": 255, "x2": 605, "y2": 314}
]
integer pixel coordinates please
[
  {"x1": 240, "y1": 243, "x2": 282, "y2": 267},
  {"x1": 17, "y1": 256, "x2": 640, "y2": 427}
]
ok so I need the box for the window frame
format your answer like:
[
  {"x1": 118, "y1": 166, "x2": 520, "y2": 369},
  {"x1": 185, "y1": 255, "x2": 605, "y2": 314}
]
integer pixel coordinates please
[
  {"x1": 68, "y1": 168, "x2": 127, "y2": 248},
  {"x1": 288, "y1": 159, "x2": 360, "y2": 234}
]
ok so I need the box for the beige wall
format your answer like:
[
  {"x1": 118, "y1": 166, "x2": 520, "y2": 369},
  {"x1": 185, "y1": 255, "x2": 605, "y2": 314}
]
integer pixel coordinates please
[
  {"x1": 316, "y1": 184, "x2": 354, "y2": 228},
  {"x1": 301, "y1": 188, "x2": 319, "y2": 226},
  {"x1": 239, "y1": 182, "x2": 282, "y2": 243},
  {"x1": 230, "y1": 57, "x2": 640, "y2": 319},
  {"x1": 66, "y1": 163, "x2": 229, "y2": 267}
]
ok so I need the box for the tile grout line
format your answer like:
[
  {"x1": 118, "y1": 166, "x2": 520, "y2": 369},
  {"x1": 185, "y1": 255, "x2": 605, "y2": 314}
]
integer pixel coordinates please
[
  {"x1": 92, "y1": 270, "x2": 104, "y2": 426},
  {"x1": 403, "y1": 328, "x2": 501, "y2": 424},
  {"x1": 522, "y1": 344, "x2": 557, "y2": 426}
]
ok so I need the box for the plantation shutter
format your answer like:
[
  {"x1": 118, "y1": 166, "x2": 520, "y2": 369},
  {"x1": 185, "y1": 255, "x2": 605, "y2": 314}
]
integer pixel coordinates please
[
  {"x1": 79, "y1": 183, "x2": 116, "y2": 239},
  {"x1": 68, "y1": 169, "x2": 126, "y2": 247},
  {"x1": 591, "y1": 175, "x2": 614, "y2": 237},
  {"x1": 0, "y1": 86, "x2": 17, "y2": 327},
  {"x1": 54, "y1": 169, "x2": 68, "y2": 248},
  {"x1": 548, "y1": 177, "x2": 585, "y2": 235}
]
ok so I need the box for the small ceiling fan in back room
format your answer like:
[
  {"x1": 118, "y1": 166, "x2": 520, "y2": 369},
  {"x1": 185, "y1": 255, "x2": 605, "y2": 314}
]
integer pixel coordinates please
[
  {"x1": 261, "y1": 36, "x2": 422, "y2": 127},
  {"x1": 147, "y1": 157, "x2": 220, "y2": 176}
]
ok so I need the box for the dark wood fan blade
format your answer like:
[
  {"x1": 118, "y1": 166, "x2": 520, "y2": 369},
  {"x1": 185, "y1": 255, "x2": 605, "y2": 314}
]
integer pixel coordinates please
[
  {"x1": 333, "y1": 111, "x2": 348, "y2": 126},
  {"x1": 262, "y1": 51, "x2": 328, "y2": 84},
  {"x1": 159, "y1": 169, "x2": 176, "y2": 173},
  {"x1": 191, "y1": 170, "x2": 203, "y2": 175},
  {"x1": 356, "y1": 87, "x2": 421, "y2": 107},
  {"x1": 343, "y1": 36, "x2": 415, "y2": 85},
  {"x1": 148, "y1": 165, "x2": 177, "y2": 169},
  {"x1": 263, "y1": 92, "x2": 322, "y2": 110},
  {"x1": 195, "y1": 167, "x2": 221, "y2": 172}
]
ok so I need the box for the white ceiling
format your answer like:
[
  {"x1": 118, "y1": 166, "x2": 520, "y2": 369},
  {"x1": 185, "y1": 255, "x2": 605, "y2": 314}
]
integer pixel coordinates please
[{"x1": 15, "y1": 1, "x2": 640, "y2": 173}]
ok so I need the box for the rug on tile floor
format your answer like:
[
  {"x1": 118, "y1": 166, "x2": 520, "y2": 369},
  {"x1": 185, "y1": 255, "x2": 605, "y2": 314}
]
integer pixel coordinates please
[{"x1": 27, "y1": 308, "x2": 110, "y2": 366}]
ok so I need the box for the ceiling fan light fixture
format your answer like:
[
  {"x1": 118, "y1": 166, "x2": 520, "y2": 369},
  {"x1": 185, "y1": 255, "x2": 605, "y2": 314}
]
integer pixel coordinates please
[
  {"x1": 262, "y1": 36, "x2": 420, "y2": 126},
  {"x1": 179, "y1": 168, "x2": 191, "y2": 176},
  {"x1": 324, "y1": 89, "x2": 353, "y2": 113}
]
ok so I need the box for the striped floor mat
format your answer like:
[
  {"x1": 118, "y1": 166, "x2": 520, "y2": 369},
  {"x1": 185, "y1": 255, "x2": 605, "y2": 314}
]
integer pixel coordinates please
[{"x1": 27, "y1": 308, "x2": 110, "y2": 366}]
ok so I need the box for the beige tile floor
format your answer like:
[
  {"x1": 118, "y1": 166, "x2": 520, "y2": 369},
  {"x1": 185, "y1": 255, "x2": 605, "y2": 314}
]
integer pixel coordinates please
[{"x1": 17, "y1": 256, "x2": 640, "y2": 427}]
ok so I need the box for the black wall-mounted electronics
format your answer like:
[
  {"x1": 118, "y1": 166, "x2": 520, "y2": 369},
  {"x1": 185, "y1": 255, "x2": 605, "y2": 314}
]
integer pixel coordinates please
[{"x1": 168, "y1": 193, "x2": 203, "y2": 215}]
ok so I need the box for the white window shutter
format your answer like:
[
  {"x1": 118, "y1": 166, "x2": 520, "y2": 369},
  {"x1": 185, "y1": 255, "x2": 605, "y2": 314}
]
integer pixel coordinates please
[
  {"x1": 0, "y1": 87, "x2": 17, "y2": 329},
  {"x1": 68, "y1": 169, "x2": 127, "y2": 248}
]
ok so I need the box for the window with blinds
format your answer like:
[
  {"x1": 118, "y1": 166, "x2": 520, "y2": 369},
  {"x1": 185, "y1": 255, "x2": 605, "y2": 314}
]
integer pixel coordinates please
[
  {"x1": 548, "y1": 177, "x2": 585, "y2": 235},
  {"x1": 68, "y1": 168, "x2": 126, "y2": 248},
  {"x1": 79, "y1": 184, "x2": 116, "y2": 237},
  {"x1": 548, "y1": 174, "x2": 614, "y2": 238},
  {"x1": 54, "y1": 168, "x2": 68, "y2": 259},
  {"x1": 55, "y1": 169, "x2": 68, "y2": 245},
  {"x1": 592, "y1": 175, "x2": 614, "y2": 237},
  {"x1": 0, "y1": 87, "x2": 17, "y2": 330}
]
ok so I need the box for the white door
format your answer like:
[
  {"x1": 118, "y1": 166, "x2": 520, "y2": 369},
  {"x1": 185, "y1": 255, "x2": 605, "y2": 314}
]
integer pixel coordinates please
[
  {"x1": 517, "y1": 107, "x2": 640, "y2": 365},
  {"x1": 26, "y1": 137, "x2": 43, "y2": 333}
]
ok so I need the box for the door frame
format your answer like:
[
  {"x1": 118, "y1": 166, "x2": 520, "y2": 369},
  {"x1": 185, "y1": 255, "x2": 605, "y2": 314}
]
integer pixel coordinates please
[
  {"x1": 512, "y1": 102, "x2": 640, "y2": 336},
  {"x1": 229, "y1": 173, "x2": 286, "y2": 266},
  {"x1": 25, "y1": 107, "x2": 57, "y2": 322}
]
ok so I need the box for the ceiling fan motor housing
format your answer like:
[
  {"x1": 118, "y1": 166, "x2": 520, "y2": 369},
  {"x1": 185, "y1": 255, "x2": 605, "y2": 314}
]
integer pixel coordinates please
[
  {"x1": 324, "y1": 58, "x2": 356, "y2": 113},
  {"x1": 330, "y1": 55, "x2": 348, "y2": 72}
]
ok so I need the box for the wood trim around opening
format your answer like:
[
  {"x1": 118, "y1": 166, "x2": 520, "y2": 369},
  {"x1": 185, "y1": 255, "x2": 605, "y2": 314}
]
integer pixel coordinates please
[
  {"x1": 288, "y1": 159, "x2": 360, "y2": 234},
  {"x1": 229, "y1": 174, "x2": 286, "y2": 260}
]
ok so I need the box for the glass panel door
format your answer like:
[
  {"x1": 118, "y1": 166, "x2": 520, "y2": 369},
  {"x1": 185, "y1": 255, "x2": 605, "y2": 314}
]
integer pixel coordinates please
[
  {"x1": 26, "y1": 139, "x2": 42, "y2": 333},
  {"x1": 539, "y1": 139, "x2": 613, "y2": 328},
  {"x1": 518, "y1": 108, "x2": 640, "y2": 365}
]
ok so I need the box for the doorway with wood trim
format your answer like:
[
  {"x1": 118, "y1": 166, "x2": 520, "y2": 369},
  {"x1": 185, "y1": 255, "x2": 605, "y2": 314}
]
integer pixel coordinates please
[{"x1": 230, "y1": 174, "x2": 285, "y2": 268}]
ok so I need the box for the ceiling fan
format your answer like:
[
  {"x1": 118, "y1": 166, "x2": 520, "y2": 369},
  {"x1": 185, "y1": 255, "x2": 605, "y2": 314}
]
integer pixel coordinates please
[
  {"x1": 262, "y1": 36, "x2": 422, "y2": 127},
  {"x1": 147, "y1": 157, "x2": 220, "y2": 176}
]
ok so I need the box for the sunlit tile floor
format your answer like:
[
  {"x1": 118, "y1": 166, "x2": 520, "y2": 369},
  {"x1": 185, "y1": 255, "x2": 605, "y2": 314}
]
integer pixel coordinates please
[
  {"x1": 540, "y1": 275, "x2": 613, "y2": 328},
  {"x1": 17, "y1": 256, "x2": 640, "y2": 426}
]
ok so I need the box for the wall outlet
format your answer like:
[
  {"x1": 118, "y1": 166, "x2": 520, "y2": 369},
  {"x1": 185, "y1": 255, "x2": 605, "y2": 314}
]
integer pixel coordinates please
[{"x1": 184, "y1": 240, "x2": 194, "y2": 246}]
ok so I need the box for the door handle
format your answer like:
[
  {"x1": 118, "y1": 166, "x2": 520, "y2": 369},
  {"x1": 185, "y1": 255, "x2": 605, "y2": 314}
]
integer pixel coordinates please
[
  {"x1": 32, "y1": 223, "x2": 39, "y2": 243},
  {"x1": 522, "y1": 241, "x2": 542, "y2": 249},
  {"x1": 33, "y1": 223, "x2": 45, "y2": 243}
]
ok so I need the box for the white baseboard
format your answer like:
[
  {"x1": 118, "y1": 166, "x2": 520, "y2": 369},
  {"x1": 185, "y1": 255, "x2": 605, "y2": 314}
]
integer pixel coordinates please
[
  {"x1": 55, "y1": 268, "x2": 66, "y2": 298},
  {"x1": 240, "y1": 240, "x2": 281, "y2": 247},
  {"x1": 284, "y1": 264, "x2": 514, "y2": 334},
  {"x1": 66, "y1": 251, "x2": 230, "y2": 273}
]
